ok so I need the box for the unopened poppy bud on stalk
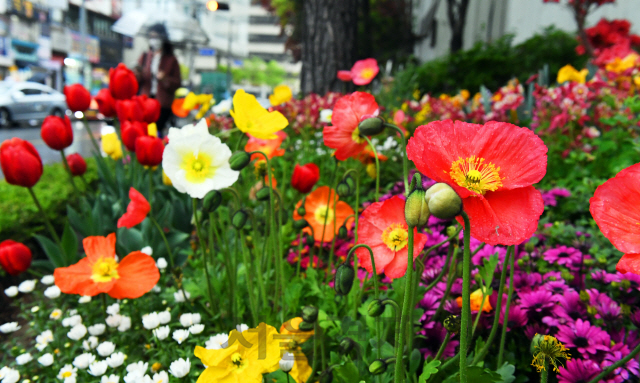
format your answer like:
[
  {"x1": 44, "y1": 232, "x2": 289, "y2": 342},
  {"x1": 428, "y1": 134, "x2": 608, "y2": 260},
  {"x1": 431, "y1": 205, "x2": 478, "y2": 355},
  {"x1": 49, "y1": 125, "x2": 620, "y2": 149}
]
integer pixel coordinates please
[
  {"x1": 337, "y1": 225, "x2": 348, "y2": 239},
  {"x1": 339, "y1": 337, "x2": 355, "y2": 354},
  {"x1": 404, "y1": 188, "x2": 430, "y2": 228},
  {"x1": 256, "y1": 187, "x2": 271, "y2": 201},
  {"x1": 293, "y1": 219, "x2": 309, "y2": 230},
  {"x1": 367, "y1": 299, "x2": 385, "y2": 317},
  {"x1": 446, "y1": 225, "x2": 458, "y2": 238},
  {"x1": 297, "y1": 206, "x2": 306, "y2": 216},
  {"x1": 336, "y1": 181, "x2": 351, "y2": 198},
  {"x1": 298, "y1": 320, "x2": 314, "y2": 332},
  {"x1": 358, "y1": 116, "x2": 385, "y2": 136},
  {"x1": 525, "y1": 240, "x2": 536, "y2": 253},
  {"x1": 368, "y1": 359, "x2": 388, "y2": 375},
  {"x1": 301, "y1": 306, "x2": 319, "y2": 323},
  {"x1": 202, "y1": 190, "x2": 222, "y2": 213},
  {"x1": 425, "y1": 183, "x2": 462, "y2": 220},
  {"x1": 229, "y1": 151, "x2": 251, "y2": 171},
  {"x1": 334, "y1": 263, "x2": 355, "y2": 295},
  {"x1": 231, "y1": 210, "x2": 248, "y2": 229},
  {"x1": 443, "y1": 315, "x2": 461, "y2": 333}
]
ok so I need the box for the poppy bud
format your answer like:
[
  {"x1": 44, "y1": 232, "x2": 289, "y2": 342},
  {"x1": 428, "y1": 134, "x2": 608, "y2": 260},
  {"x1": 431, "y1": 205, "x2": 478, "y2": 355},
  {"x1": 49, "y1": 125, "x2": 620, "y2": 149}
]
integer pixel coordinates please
[
  {"x1": 94, "y1": 88, "x2": 116, "y2": 117},
  {"x1": 301, "y1": 306, "x2": 319, "y2": 323},
  {"x1": 337, "y1": 225, "x2": 348, "y2": 239},
  {"x1": 305, "y1": 234, "x2": 315, "y2": 246},
  {"x1": 336, "y1": 181, "x2": 351, "y2": 198},
  {"x1": 517, "y1": 259, "x2": 526, "y2": 268},
  {"x1": 0, "y1": 240, "x2": 32, "y2": 276},
  {"x1": 368, "y1": 299, "x2": 385, "y2": 317},
  {"x1": 339, "y1": 338, "x2": 355, "y2": 354},
  {"x1": 334, "y1": 263, "x2": 355, "y2": 295},
  {"x1": 64, "y1": 84, "x2": 91, "y2": 112},
  {"x1": 293, "y1": 219, "x2": 309, "y2": 230},
  {"x1": 279, "y1": 353, "x2": 294, "y2": 373},
  {"x1": 232, "y1": 210, "x2": 248, "y2": 229},
  {"x1": 297, "y1": 207, "x2": 306, "y2": 216},
  {"x1": 404, "y1": 188, "x2": 430, "y2": 228},
  {"x1": 109, "y1": 63, "x2": 139, "y2": 100},
  {"x1": 369, "y1": 359, "x2": 387, "y2": 375},
  {"x1": 446, "y1": 226, "x2": 458, "y2": 237},
  {"x1": 256, "y1": 187, "x2": 271, "y2": 201},
  {"x1": 66, "y1": 153, "x2": 87, "y2": 176},
  {"x1": 443, "y1": 315, "x2": 461, "y2": 333},
  {"x1": 135, "y1": 136, "x2": 164, "y2": 167},
  {"x1": 358, "y1": 116, "x2": 385, "y2": 136},
  {"x1": 0, "y1": 138, "x2": 43, "y2": 188},
  {"x1": 344, "y1": 175, "x2": 355, "y2": 190},
  {"x1": 41, "y1": 115, "x2": 73, "y2": 150},
  {"x1": 291, "y1": 163, "x2": 320, "y2": 194},
  {"x1": 229, "y1": 151, "x2": 251, "y2": 171},
  {"x1": 298, "y1": 320, "x2": 314, "y2": 332},
  {"x1": 203, "y1": 190, "x2": 222, "y2": 213},
  {"x1": 425, "y1": 183, "x2": 462, "y2": 220}
]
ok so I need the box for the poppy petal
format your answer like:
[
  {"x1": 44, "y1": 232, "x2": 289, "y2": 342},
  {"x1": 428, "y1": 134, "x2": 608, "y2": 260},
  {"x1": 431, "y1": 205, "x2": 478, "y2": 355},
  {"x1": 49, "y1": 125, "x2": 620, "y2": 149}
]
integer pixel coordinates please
[
  {"x1": 616, "y1": 253, "x2": 640, "y2": 275},
  {"x1": 107, "y1": 251, "x2": 160, "y2": 299},
  {"x1": 83, "y1": 233, "x2": 117, "y2": 263},
  {"x1": 384, "y1": 230, "x2": 428, "y2": 279},
  {"x1": 117, "y1": 187, "x2": 150, "y2": 229},
  {"x1": 590, "y1": 163, "x2": 640, "y2": 254},
  {"x1": 357, "y1": 242, "x2": 394, "y2": 274},
  {"x1": 457, "y1": 186, "x2": 544, "y2": 246},
  {"x1": 53, "y1": 258, "x2": 118, "y2": 296}
]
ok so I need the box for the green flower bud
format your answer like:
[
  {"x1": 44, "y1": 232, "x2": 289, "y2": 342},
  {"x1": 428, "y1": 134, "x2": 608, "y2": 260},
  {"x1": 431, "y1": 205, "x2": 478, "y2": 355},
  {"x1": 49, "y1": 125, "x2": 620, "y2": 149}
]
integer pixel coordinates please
[
  {"x1": 369, "y1": 359, "x2": 387, "y2": 375},
  {"x1": 404, "y1": 188, "x2": 430, "y2": 228},
  {"x1": 298, "y1": 321, "x2": 314, "y2": 332},
  {"x1": 256, "y1": 187, "x2": 271, "y2": 201},
  {"x1": 622, "y1": 279, "x2": 631, "y2": 290},
  {"x1": 334, "y1": 263, "x2": 355, "y2": 296},
  {"x1": 597, "y1": 256, "x2": 607, "y2": 264},
  {"x1": 517, "y1": 259, "x2": 526, "y2": 268},
  {"x1": 561, "y1": 270, "x2": 574, "y2": 283},
  {"x1": 530, "y1": 333, "x2": 545, "y2": 354},
  {"x1": 301, "y1": 306, "x2": 319, "y2": 323},
  {"x1": 425, "y1": 183, "x2": 462, "y2": 220},
  {"x1": 293, "y1": 219, "x2": 309, "y2": 230},
  {"x1": 584, "y1": 258, "x2": 594, "y2": 266},
  {"x1": 524, "y1": 241, "x2": 536, "y2": 253},
  {"x1": 229, "y1": 151, "x2": 251, "y2": 171},
  {"x1": 202, "y1": 190, "x2": 222, "y2": 213},
  {"x1": 587, "y1": 306, "x2": 597, "y2": 316},
  {"x1": 579, "y1": 290, "x2": 590, "y2": 303},
  {"x1": 443, "y1": 315, "x2": 461, "y2": 333},
  {"x1": 344, "y1": 175, "x2": 355, "y2": 190},
  {"x1": 446, "y1": 226, "x2": 458, "y2": 238},
  {"x1": 358, "y1": 116, "x2": 385, "y2": 136},
  {"x1": 338, "y1": 225, "x2": 348, "y2": 239},
  {"x1": 368, "y1": 299, "x2": 385, "y2": 317},
  {"x1": 336, "y1": 181, "x2": 351, "y2": 197},
  {"x1": 339, "y1": 337, "x2": 355, "y2": 354},
  {"x1": 232, "y1": 210, "x2": 248, "y2": 229},
  {"x1": 297, "y1": 207, "x2": 306, "y2": 216},
  {"x1": 305, "y1": 234, "x2": 315, "y2": 245}
]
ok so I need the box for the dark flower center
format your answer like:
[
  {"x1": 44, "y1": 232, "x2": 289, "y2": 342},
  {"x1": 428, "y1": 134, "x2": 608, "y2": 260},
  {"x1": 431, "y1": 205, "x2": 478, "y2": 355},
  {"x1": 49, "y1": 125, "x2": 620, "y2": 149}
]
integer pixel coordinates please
[
  {"x1": 557, "y1": 252, "x2": 570, "y2": 258},
  {"x1": 574, "y1": 336, "x2": 589, "y2": 348}
]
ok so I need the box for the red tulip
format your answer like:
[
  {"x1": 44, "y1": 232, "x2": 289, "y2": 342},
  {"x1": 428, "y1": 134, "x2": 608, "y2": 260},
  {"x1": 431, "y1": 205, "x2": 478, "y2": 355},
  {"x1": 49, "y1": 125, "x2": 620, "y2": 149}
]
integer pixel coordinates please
[
  {"x1": 109, "y1": 63, "x2": 139, "y2": 100},
  {"x1": 135, "y1": 136, "x2": 164, "y2": 166},
  {"x1": 115, "y1": 98, "x2": 145, "y2": 122},
  {"x1": 95, "y1": 88, "x2": 116, "y2": 117},
  {"x1": 66, "y1": 153, "x2": 87, "y2": 176},
  {"x1": 142, "y1": 96, "x2": 161, "y2": 123},
  {"x1": 41, "y1": 115, "x2": 73, "y2": 150},
  {"x1": 64, "y1": 84, "x2": 91, "y2": 112},
  {"x1": 291, "y1": 163, "x2": 320, "y2": 194},
  {"x1": 0, "y1": 240, "x2": 32, "y2": 276},
  {"x1": 117, "y1": 188, "x2": 151, "y2": 229},
  {"x1": 0, "y1": 138, "x2": 43, "y2": 188},
  {"x1": 121, "y1": 120, "x2": 148, "y2": 151}
]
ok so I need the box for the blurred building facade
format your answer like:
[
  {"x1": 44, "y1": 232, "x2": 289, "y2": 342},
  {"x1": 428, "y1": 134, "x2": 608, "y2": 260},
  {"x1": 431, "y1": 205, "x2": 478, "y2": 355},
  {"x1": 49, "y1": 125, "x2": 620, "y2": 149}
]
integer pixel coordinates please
[{"x1": 413, "y1": 0, "x2": 640, "y2": 62}]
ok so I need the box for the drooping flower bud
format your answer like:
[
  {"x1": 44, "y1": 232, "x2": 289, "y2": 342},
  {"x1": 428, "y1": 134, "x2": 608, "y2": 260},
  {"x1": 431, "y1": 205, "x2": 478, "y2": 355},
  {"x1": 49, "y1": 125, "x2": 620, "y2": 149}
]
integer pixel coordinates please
[
  {"x1": 358, "y1": 116, "x2": 385, "y2": 136},
  {"x1": 293, "y1": 219, "x2": 309, "y2": 230},
  {"x1": 298, "y1": 320, "x2": 314, "y2": 332},
  {"x1": 404, "y1": 188, "x2": 430, "y2": 228},
  {"x1": 525, "y1": 241, "x2": 536, "y2": 253},
  {"x1": 368, "y1": 359, "x2": 387, "y2": 375},
  {"x1": 301, "y1": 306, "x2": 319, "y2": 323},
  {"x1": 256, "y1": 187, "x2": 271, "y2": 201},
  {"x1": 425, "y1": 183, "x2": 462, "y2": 220},
  {"x1": 367, "y1": 299, "x2": 385, "y2": 317},
  {"x1": 305, "y1": 234, "x2": 315, "y2": 246},
  {"x1": 446, "y1": 225, "x2": 458, "y2": 237},
  {"x1": 229, "y1": 151, "x2": 251, "y2": 171},
  {"x1": 336, "y1": 181, "x2": 351, "y2": 198},
  {"x1": 231, "y1": 210, "x2": 248, "y2": 229},
  {"x1": 297, "y1": 206, "x2": 306, "y2": 216},
  {"x1": 339, "y1": 337, "x2": 355, "y2": 354},
  {"x1": 443, "y1": 315, "x2": 461, "y2": 333},
  {"x1": 203, "y1": 190, "x2": 222, "y2": 213},
  {"x1": 337, "y1": 225, "x2": 348, "y2": 239},
  {"x1": 344, "y1": 175, "x2": 355, "y2": 190},
  {"x1": 334, "y1": 263, "x2": 355, "y2": 295}
]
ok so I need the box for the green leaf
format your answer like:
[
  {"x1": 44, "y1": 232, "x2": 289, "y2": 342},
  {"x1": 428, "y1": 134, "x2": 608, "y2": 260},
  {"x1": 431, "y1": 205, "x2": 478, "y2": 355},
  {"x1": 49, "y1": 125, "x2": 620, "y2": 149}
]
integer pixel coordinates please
[
  {"x1": 479, "y1": 252, "x2": 499, "y2": 287},
  {"x1": 496, "y1": 363, "x2": 516, "y2": 383},
  {"x1": 409, "y1": 348, "x2": 422, "y2": 375},
  {"x1": 35, "y1": 234, "x2": 65, "y2": 268},
  {"x1": 30, "y1": 259, "x2": 54, "y2": 272},
  {"x1": 116, "y1": 227, "x2": 144, "y2": 254},
  {"x1": 61, "y1": 221, "x2": 78, "y2": 265},
  {"x1": 333, "y1": 361, "x2": 359, "y2": 382},
  {"x1": 467, "y1": 367, "x2": 502, "y2": 383},
  {"x1": 418, "y1": 359, "x2": 441, "y2": 383}
]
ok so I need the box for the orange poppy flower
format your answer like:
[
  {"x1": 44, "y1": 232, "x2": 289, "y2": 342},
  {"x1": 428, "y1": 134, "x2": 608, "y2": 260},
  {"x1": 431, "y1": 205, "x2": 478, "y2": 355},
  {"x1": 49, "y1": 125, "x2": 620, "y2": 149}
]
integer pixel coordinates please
[
  {"x1": 54, "y1": 233, "x2": 160, "y2": 299},
  {"x1": 355, "y1": 146, "x2": 388, "y2": 164},
  {"x1": 117, "y1": 188, "x2": 150, "y2": 229},
  {"x1": 244, "y1": 131, "x2": 287, "y2": 161},
  {"x1": 456, "y1": 289, "x2": 492, "y2": 313},
  {"x1": 293, "y1": 186, "x2": 354, "y2": 242}
]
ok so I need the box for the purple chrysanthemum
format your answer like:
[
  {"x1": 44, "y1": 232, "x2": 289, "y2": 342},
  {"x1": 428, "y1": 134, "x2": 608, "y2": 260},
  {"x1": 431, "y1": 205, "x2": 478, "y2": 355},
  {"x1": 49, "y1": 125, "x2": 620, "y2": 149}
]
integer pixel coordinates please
[
  {"x1": 524, "y1": 323, "x2": 548, "y2": 339},
  {"x1": 543, "y1": 245, "x2": 583, "y2": 268},
  {"x1": 499, "y1": 304, "x2": 528, "y2": 331},
  {"x1": 419, "y1": 293, "x2": 440, "y2": 318},
  {"x1": 519, "y1": 289, "x2": 556, "y2": 320},
  {"x1": 544, "y1": 280, "x2": 573, "y2": 295},
  {"x1": 419, "y1": 323, "x2": 458, "y2": 360},
  {"x1": 555, "y1": 319, "x2": 610, "y2": 356},
  {"x1": 558, "y1": 359, "x2": 601, "y2": 383},
  {"x1": 471, "y1": 245, "x2": 507, "y2": 266},
  {"x1": 601, "y1": 343, "x2": 640, "y2": 383}
]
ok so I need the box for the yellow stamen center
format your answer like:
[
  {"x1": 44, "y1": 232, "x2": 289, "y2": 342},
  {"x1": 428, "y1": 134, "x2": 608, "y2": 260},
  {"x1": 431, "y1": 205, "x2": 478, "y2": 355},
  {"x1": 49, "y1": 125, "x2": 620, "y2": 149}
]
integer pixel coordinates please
[
  {"x1": 381, "y1": 223, "x2": 409, "y2": 251},
  {"x1": 351, "y1": 127, "x2": 365, "y2": 144},
  {"x1": 91, "y1": 258, "x2": 120, "y2": 283},
  {"x1": 314, "y1": 205, "x2": 334, "y2": 225},
  {"x1": 449, "y1": 156, "x2": 503, "y2": 195},
  {"x1": 181, "y1": 151, "x2": 216, "y2": 183},
  {"x1": 62, "y1": 372, "x2": 72, "y2": 378},
  {"x1": 361, "y1": 68, "x2": 375, "y2": 79}
]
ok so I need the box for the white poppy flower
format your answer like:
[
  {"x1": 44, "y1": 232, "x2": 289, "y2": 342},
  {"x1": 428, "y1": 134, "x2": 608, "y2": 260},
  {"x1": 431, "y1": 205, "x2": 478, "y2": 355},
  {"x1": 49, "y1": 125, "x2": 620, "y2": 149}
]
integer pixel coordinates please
[
  {"x1": 126, "y1": 361, "x2": 148, "y2": 374},
  {"x1": 173, "y1": 290, "x2": 190, "y2": 302},
  {"x1": 15, "y1": 353, "x2": 32, "y2": 365},
  {"x1": 189, "y1": 324, "x2": 204, "y2": 334},
  {"x1": 97, "y1": 341, "x2": 116, "y2": 357},
  {"x1": 88, "y1": 361, "x2": 108, "y2": 376},
  {"x1": 179, "y1": 313, "x2": 201, "y2": 327},
  {"x1": 57, "y1": 364, "x2": 77, "y2": 380},
  {"x1": 106, "y1": 314, "x2": 122, "y2": 328},
  {"x1": 62, "y1": 315, "x2": 82, "y2": 327},
  {"x1": 118, "y1": 316, "x2": 132, "y2": 332},
  {"x1": 169, "y1": 358, "x2": 190, "y2": 378},
  {"x1": 0, "y1": 367, "x2": 20, "y2": 383},
  {"x1": 0, "y1": 322, "x2": 20, "y2": 333},
  {"x1": 106, "y1": 303, "x2": 120, "y2": 315},
  {"x1": 83, "y1": 336, "x2": 99, "y2": 350},
  {"x1": 88, "y1": 324, "x2": 106, "y2": 336},
  {"x1": 141, "y1": 246, "x2": 153, "y2": 255},
  {"x1": 67, "y1": 324, "x2": 87, "y2": 340},
  {"x1": 142, "y1": 312, "x2": 160, "y2": 330},
  {"x1": 153, "y1": 326, "x2": 170, "y2": 340},
  {"x1": 205, "y1": 333, "x2": 229, "y2": 350},
  {"x1": 156, "y1": 258, "x2": 167, "y2": 269},
  {"x1": 158, "y1": 311, "x2": 171, "y2": 324},
  {"x1": 279, "y1": 352, "x2": 295, "y2": 372},
  {"x1": 101, "y1": 374, "x2": 120, "y2": 383},
  {"x1": 50, "y1": 308, "x2": 63, "y2": 320},
  {"x1": 78, "y1": 295, "x2": 92, "y2": 304}
]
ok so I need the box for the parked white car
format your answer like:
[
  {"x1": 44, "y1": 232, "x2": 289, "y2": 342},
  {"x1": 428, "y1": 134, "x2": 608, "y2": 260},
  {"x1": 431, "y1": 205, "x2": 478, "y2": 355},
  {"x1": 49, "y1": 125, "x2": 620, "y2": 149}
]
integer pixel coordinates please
[{"x1": 0, "y1": 81, "x2": 68, "y2": 128}]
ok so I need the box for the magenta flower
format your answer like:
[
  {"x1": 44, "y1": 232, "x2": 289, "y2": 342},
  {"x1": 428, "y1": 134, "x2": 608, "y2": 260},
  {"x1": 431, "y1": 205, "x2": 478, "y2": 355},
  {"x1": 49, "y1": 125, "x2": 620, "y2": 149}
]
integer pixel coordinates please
[
  {"x1": 499, "y1": 304, "x2": 528, "y2": 331},
  {"x1": 555, "y1": 319, "x2": 610, "y2": 356},
  {"x1": 558, "y1": 359, "x2": 601, "y2": 383},
  {"x1": 519, "y1": 289, "x2": 555, "y2": 320},
  {"x1": 552, "y1": 291, "x2": 587, "y2": 324},
  {"x1": 602, "y1": 343, "x2": 640, "y2": 383},
  {"x1": 543, "y1": 245, "x2": 583, "y2": 268},
  {"x1": 419, "y1": 323, "x2": 458, "y2": 360}
]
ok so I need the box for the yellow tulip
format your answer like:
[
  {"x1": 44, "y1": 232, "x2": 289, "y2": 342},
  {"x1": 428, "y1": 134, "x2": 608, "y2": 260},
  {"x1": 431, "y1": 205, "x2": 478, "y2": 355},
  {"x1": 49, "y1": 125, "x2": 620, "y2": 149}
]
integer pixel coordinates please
[
  {"x1": 147, "y1": 123, "x2": 158, "y2": 137},
  {"x1": 557, "y1": 64, "x2": 588, "y2": 84},
  {"x1": 101, "y1": 132, "x2": 123, "y2": 160},
  {"x1": 230, "y1": 89, "x2": 289, "y2": 139},
  {"x1": 269, "y1": 84, "x2": 293, "y2": 106}
]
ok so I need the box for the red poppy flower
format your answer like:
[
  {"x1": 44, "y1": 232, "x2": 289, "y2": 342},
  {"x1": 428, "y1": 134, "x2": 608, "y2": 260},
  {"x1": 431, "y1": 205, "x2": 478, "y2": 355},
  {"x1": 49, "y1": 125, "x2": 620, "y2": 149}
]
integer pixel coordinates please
[
  {"x1": 117, "y1": 188, "x2": 151, "y2": 229},
  {"x1": 323, "y1": 92, "x2": 379, "y2": 161},
  {"x1": 244, "y1": 131, "x2": 287, "y2": 161},
  {"x1": 337, "y1": 70, "x2": 353, "y2": 82},
  {"x1": 590, "y1": 163, "x2": 640, "y2": 275},
  {"x1": 54, "y1": 233, "x2": 159, "y2": 299},
  {"x1": 407, "y1": 120, "x2": 547, "y2": 246},
  {"x1": 291, "y1": 163, "x2": 320, "y2": 194},
  {"x1": 293, "y1": 186, "x2": 354, "y2": 242},
  {"x1": 351, "y1": 58, "x2": 379, "y2": 86},
  {"x1": 355, "y1": 196, "x2": 428, "y2": 279}
]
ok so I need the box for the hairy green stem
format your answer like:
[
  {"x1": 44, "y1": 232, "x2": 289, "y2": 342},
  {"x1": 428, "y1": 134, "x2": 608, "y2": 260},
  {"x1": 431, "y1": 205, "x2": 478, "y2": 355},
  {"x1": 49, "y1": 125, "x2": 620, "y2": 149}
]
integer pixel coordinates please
[
  {"x1": 363, "y1": 136, "x2": 380, "y2": 201},
  {"x1": 498, "y1": 245, "x2": 516, "y2": 366},
  {"x1": 192, "y1": 199, "x2": 216, "y2": 316},
  {"x1": 459, "y1": 212, "x2": 472, "y2": 383},
  {"x1": 435, "y1": 332, "x2": 452, "y2": 361},
  {"x1": 586, "y1": 339, "x2": 640, "y2": 383},
  {"x1": 393, "y1": 229, "x2": 415, "y2": 383}
]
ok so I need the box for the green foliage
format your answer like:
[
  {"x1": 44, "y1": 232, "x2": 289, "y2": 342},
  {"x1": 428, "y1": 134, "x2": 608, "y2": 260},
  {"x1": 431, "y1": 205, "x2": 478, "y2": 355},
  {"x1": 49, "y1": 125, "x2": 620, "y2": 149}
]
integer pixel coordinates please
[
  {"x1": 0, "y1": 158, "x2": 98, "y2": 243},
  {"x1": 389, "y1": 27, "x2": 588, "y2": 102},
  {"x1": 220, "y1": 57, "x2": 287, "y2": 87}
]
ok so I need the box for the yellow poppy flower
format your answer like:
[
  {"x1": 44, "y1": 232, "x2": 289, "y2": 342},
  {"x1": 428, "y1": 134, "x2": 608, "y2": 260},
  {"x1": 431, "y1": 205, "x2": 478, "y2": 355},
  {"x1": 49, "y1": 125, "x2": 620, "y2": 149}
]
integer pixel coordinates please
[
  {"x1": 606, "y1": 53, "x2": 640, "y2": 74},
  {"x1": 279, "y1": 318, "x2": 313, "y2": 383},
  {"x1": 456, "y1": 288, "x2": 492, "y2": 313},
  {"x1": 101, "y1": 132, "x2": 123, "y2": 160},
  {"x1": 269, "y1": 84, "x2": 293, "y2": 106},
  {"x1": 557, "y1": 64, "x2": 588, "y2": 84},
  {"x1": 195, "y1": 323, "x2": 281, "y2": 383},
  {"x1": 230, "y1": 89, "x2": 288, "y2": 139}
]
